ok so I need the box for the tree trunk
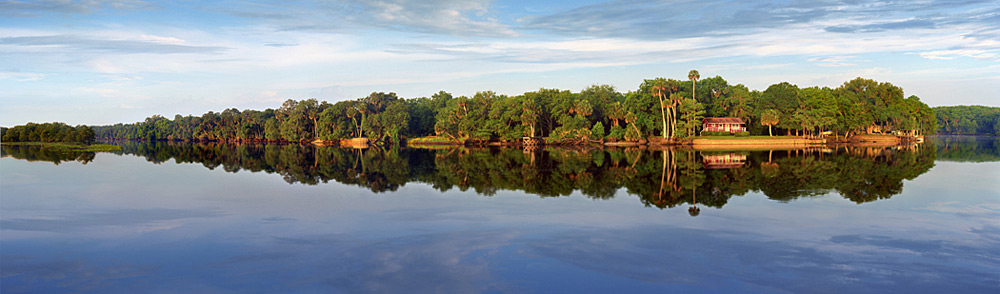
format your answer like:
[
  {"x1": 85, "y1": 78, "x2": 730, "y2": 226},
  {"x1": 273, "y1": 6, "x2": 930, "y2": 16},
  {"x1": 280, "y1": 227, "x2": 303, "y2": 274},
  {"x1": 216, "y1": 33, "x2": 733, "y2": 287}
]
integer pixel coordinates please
[
  {"x1": 672, "y1": 106, "x2": 677, "y2": 138},
  {"x1": 360, "y1": 113, "x2": 366, "y2": 137},
  {"x1": 630, "y1": 123, "x2": 641, "y2": 141},
  {"x1": 659, "y1": 149, "x2": 667, "y2": 200},
  {"x1": 660, "y1": 97, "x2": 668, "y2": 139},
  {"x1": 312, "y1": 117, "x2": 319, "y2": 138},
  {"x1": 692, "y1": 80, "x2": 696, "y2": 102},
  {"x1": 768, "y1": 124, "x2": 773, "y2": 137}
]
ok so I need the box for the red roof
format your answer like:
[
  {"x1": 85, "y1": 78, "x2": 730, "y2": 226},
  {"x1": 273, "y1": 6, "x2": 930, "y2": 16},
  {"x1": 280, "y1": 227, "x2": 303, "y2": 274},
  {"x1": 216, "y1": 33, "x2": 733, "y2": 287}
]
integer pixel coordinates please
[{"x1": 703, "y1": 117, "x2": 745, "y2": 124}]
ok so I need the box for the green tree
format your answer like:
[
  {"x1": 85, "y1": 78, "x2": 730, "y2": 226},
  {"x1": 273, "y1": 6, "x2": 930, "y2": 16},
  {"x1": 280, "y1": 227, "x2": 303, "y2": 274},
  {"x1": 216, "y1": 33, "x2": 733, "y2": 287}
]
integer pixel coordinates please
[
  {"x1": 698, "y1": 76, "x2": 730, "y2": 117},
  {"x1": 580, "y1": 84, "x2": 620, "y2": 124},
  {"x1": 376, "y1": 99, "x2": 410, "y2": 144},
  {"x1": 759, "y1": 82, "x2": 800, "y2": 135},
  {"x1": 520, "y1": 97, "x2": 541, "y2": 137},
  {"x1": 719, "y1": 84, "x2": 753, "y2": 125},
  {"x1": 797, "y1": 87, "x2": 838, "y2": 137},
  {"x1": 75, "y1": 125, "x2": 96, "y2": 144},
  {"x1": 264, "y1": 117, "x2": 281, "y2": 141},
  {"x1": 676, "y1": 98, "x2": 705, "y2": 138},
  {"x1": 761, "y1": 109, "x2": 780, "y2": 137}
]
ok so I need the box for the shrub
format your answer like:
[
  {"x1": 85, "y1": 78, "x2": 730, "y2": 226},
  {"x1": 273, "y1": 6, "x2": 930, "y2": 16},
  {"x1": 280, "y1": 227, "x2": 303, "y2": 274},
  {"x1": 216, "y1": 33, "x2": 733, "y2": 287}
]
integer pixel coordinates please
[
  {"x1": 701, "y1": 131, "x2": 732, "y2": 136},
  {"x1": 591, "y1": 122, "x2": 605, "y2": 139},
  {"x1": 606, "y1": 125, "x2": 625, "y2": 140},
  {"x1": 623, "y1": 123, "x2": 642, "y2": 141}
]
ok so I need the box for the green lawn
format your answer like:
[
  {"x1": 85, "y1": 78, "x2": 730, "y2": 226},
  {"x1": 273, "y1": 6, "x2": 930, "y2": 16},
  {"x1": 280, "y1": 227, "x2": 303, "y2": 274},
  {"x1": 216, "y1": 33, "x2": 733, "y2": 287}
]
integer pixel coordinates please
[
  {"x1": 408, "y1": 136, "x2": 463, "y2": 144},
  {"x1": 0, "y1": 142, "x2": 121, "y2": 152}
]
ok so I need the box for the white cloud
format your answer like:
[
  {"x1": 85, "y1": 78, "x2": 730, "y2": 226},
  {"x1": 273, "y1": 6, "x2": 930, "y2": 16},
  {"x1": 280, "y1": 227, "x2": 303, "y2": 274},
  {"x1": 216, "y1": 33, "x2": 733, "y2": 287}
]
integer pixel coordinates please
[
  {"x1": 0, "y1": 72, "x2": 47, "y2": 81},
  {"x1": 918, "y1": 49, "x2": 999, "y2": 61},
  {"x1": 808, "y1": 56, "x2": 856, "y2": 67},
  {"x1": 79, "y1": 87, "x2": 120, "y2": 97},
  {"x1": 138, "y1": 34, "x2": 187, "y2": 45}
]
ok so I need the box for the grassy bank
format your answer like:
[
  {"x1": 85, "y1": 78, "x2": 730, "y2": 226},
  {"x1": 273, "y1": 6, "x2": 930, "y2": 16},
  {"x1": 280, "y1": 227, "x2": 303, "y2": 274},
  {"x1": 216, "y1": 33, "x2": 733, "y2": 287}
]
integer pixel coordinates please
[
  {"x1": 407, "y1": 136, "x2": 464, "y2": 145},
  {"x1": 696, "y1": 135, "x2": 798, "y2": 140},
  {"x1": 1, "y1": 142, "x2": 121, "y2": 152}
]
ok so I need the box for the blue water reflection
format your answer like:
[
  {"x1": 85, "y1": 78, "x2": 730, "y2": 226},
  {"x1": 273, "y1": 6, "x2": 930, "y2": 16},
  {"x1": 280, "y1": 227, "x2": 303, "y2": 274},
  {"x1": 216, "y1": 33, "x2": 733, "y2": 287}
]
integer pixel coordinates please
[{"x1": 2, "y1": 141, "x2": 998, "y2": 293}]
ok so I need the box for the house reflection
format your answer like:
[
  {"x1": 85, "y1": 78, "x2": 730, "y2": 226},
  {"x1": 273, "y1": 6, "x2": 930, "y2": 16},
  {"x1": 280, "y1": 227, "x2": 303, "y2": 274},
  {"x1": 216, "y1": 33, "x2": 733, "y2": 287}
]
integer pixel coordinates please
[{"x1": 702, "y1": 152, "x2": 747, "y2": 169}]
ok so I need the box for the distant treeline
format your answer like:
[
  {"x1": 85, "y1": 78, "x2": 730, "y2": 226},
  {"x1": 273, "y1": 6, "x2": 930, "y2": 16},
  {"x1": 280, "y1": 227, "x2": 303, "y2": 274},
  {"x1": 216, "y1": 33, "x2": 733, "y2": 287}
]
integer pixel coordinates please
[
  {"x1": 934, "y1": 105, "x2": 1000, "y2": 135},
  {"x1": 1, "y1": 122, "x2": 96, "y2": 144},
  {"x1": 93, "y1": 74, "x2": 936, "y2": 145}
]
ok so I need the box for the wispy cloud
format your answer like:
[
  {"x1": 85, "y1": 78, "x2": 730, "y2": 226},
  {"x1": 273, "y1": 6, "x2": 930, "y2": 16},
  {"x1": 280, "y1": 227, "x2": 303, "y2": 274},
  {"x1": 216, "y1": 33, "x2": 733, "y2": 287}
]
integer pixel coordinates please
[
  {"x1": 264, "y1": 42, "x2": 298, "y2": 47},
  {"x1": 0, "y1": 71, "x2": 46, "y2": 81},
  {"x1": 825, "y1": 18, "x2": 938, "y2": 33},
  {"x1": 520, "y1": 0, "x2": 997, "y2": 42},
  {"x1": 0, "y1": 0, "x2": 152, "y2": 17},
  {"x1": 519, "y1": 0, "x2": 827, "y2": 40},
  {"x1": 918, "y1": 48, "x2": 999, "y2": 61},
  {"x1": 809, "y1": 56, "x2": 856, "y2": 67},
  {"x1": 0, "y1": 34, "x2": 227, "y2": 54},
  {"x1": 220, "y1": 0, "x2": 515, "y2": 37}
]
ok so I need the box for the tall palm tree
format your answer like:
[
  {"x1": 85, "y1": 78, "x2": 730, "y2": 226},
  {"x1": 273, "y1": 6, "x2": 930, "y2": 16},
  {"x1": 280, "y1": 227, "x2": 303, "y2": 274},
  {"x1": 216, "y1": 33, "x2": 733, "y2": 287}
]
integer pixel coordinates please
[
  {"x1": 687, "y1": 70, "x2": 700, "y2": 139},
  {"x1": 669, "y1": 93, "x2": 684, "y2": 139},
  {"x1": 688, "y1": 70, "x2": 700, "y2": 102},
  {"x1": 652, "y1": 81, "x2": 669, "y2": 139},
  {"x1": 650, "y1": 79, "x2": 681, "y2": 139}
]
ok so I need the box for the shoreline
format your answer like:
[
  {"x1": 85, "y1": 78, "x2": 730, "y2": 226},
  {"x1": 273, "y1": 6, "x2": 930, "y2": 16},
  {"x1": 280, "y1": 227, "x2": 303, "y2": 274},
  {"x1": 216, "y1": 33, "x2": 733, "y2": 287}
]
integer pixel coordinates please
[
  {"x1": 91, "y1": 134, "x2": 931, "y2": 150},
  {"x1": 0, "y1": 142, "x2": 121, "y2": 152}
]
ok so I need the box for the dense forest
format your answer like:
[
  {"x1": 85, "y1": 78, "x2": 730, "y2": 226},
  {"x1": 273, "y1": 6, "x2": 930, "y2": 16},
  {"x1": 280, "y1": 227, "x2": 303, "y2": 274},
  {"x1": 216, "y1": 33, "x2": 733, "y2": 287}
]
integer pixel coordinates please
[
  {"x1": 92, "y1": 74, "x2": 937, "y2": 145},
  {"x1": 3, "y1": 141, "x2": 934, "y2": 208},
  {"x1": 1, "y1": 122, "x2": 96, "y2": 144},
  {"x1": 934, "y1": 105, "x2": 1000, "y2": 135}
]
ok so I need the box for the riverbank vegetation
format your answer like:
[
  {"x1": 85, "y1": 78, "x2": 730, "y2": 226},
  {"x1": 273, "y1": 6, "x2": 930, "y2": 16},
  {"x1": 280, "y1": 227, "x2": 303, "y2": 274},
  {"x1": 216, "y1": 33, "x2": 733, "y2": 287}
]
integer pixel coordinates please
[
  {"x1": 0, "y1": 142, "x2": 120, "y2": 152},
  {"x1": 934, "y1": 105, "x2": 1000, "y2": 135},
  {"x1": 2, "y1": 122, "x2": 96, "y2": 145},
  {"x1": 91, "y1": 74, "x2": 937, "y2": 146}
]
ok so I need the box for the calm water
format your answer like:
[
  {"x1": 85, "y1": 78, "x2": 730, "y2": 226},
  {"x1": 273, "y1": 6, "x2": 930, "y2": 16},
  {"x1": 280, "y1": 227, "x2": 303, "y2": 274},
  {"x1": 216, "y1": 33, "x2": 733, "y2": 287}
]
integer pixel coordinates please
[{"x1": 2, "y1": 137, "x2": 998, "y2": 293}]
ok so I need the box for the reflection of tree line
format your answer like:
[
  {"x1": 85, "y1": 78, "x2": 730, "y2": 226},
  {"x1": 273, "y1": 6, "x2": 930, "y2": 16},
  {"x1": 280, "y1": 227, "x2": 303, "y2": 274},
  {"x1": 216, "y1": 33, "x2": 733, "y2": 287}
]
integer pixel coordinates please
[
  {"x1": 933, "y1": 136, "x2": 1000, "y2": 162},
  {"x1": 109, "y1": 141, "x2": 417, "y2": 192},
  {"x1": 1, "y1": 144, "x2": 96, "y2": 165},
  {"x1": 3, "y1": 141, "x2": 937, "y2": 209}
]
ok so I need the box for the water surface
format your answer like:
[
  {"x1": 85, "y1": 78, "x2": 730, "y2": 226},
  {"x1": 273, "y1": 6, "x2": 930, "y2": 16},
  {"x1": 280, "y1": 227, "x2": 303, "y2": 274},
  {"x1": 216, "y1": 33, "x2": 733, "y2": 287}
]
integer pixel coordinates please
[{"x1": 2, "y1": 137, "x2": 998, "y2": 293}]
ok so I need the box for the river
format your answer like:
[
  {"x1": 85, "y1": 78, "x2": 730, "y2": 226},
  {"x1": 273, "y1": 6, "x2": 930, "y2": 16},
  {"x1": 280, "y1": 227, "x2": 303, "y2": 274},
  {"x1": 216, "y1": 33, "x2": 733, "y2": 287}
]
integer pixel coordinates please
[{"x1": 1, "y1": 136, "x2": 998, "y2": 293}]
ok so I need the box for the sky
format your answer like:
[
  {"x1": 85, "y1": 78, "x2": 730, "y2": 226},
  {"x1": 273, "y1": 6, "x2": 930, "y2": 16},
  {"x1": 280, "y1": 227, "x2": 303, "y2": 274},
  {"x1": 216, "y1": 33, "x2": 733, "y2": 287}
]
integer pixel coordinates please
[{"x1": 1, "y1": 0, "x2": 998, "y2": 126}]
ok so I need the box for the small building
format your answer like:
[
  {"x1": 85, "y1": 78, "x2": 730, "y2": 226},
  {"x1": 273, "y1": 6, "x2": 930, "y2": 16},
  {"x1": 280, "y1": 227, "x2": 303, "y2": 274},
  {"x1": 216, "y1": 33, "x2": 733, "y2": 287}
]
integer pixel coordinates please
[{"x1": 702, "y1": 117, "x2": 746, "y2": 133}]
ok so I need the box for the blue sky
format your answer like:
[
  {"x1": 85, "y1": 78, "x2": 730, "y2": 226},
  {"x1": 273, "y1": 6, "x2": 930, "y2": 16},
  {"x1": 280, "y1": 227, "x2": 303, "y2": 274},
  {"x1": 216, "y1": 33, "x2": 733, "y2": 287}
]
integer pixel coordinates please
[{"x1": 1, "y1": 0, "x2": 998, "y2": 126}]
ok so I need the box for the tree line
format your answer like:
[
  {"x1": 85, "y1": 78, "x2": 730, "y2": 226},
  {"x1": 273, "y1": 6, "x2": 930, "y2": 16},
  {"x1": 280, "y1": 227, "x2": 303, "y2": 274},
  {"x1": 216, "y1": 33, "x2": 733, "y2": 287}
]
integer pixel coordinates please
[
  {"x1": 1, "y1": 122, "x2": 96, "y2": 144},
  {"x1": 934, "y1": 105, "x2": 1000, "y2": 135},
  {"x1": 93, "y1": 74, "x2": 937, "y2": 145}
]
